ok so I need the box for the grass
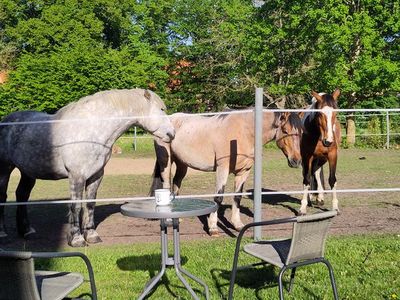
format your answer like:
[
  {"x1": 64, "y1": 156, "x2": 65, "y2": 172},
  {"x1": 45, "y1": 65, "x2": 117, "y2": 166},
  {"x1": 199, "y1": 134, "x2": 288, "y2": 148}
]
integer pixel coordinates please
[
  {"x1": 36, "y1": 235, "x2": 399, "y2": 300},
  {"x1": 114, "y1": 133, "x2": 155, "y2": 158}
]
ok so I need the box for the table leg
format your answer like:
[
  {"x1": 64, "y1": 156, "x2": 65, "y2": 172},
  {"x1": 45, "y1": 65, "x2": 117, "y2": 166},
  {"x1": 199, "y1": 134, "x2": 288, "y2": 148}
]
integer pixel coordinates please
[
  {"x1": 172, "y1": 219, "x2": 210, "y2": 300},
  {"x1": 137, "y1": 219, "x2": 169, "y2": 300},
  {"x1": 138, "y1": 219, "x2": 210, "y2": 300}
]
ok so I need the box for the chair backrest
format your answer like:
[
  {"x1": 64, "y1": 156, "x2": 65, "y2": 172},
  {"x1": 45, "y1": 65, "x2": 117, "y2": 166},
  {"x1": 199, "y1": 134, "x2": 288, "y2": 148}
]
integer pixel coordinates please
[
  {"x1": 285, "y1": 210, "x2": 337, "y2": 265},
  {"x1": 0, "y1": 251, "x2": 41, "y2": 300}
]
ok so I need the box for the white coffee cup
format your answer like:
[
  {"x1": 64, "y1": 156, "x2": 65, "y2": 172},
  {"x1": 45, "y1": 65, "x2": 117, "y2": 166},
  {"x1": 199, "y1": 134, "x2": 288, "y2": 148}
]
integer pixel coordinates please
[{"x1": 155, "y1": 189, "x2": 174, "y2": 206}]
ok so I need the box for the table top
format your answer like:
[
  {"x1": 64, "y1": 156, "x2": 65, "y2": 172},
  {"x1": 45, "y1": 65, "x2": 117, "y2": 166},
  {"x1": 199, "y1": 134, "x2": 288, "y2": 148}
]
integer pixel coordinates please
[{"x1": 121, "y1": 198, "x2": 217, "y2": 219}]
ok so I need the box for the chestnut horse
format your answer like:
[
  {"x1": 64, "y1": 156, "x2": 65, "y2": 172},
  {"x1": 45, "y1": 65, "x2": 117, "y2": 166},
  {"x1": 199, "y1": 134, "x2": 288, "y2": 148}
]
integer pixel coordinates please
[
  {"x1": 151, "y1": 110, "x2": 303, "y2": 236},
  {"x1": 300, "y1": 89, "x2": 341, "y2": 215}
]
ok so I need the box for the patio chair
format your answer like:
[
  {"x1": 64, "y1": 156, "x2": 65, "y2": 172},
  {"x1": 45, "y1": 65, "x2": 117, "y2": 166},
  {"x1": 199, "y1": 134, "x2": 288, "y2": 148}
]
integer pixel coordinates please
[
  {"x1": 228, "y1": 210, "x2": 338, "y2": 300},
  {"x1": 0, "y1": 250, "x2": 97, "y2": 300}
]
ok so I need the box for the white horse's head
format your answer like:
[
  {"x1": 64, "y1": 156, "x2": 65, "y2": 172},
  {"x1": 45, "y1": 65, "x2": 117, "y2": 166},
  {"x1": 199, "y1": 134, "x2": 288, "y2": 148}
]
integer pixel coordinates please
[{"x1": 140, "y1": 90, "x2": 175, "y2": 142}]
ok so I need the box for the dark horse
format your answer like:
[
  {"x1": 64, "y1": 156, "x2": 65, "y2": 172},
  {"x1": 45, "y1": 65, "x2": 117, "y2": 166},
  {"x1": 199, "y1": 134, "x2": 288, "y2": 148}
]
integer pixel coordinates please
[
  {"x1": 151, "y1": 110, "x2": 303, "y2": 235},
  {"x1": 0, "y1": 89, "x2": 175, "y2": 247},
  {"x1": 300, "y1": 89, "x2": 341, "y2": 215}
]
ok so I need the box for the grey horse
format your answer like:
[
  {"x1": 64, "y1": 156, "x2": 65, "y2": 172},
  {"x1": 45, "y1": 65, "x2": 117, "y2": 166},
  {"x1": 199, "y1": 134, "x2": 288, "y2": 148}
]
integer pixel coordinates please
[{"x1": 0, "y1": 89, "x2": 175, "y2": 247}]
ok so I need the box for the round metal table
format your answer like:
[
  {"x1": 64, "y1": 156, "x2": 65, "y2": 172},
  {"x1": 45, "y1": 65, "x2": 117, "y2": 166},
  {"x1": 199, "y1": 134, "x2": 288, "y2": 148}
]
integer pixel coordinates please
[{"x1": 121, "y1": 198, "x2": 217, "y2": 300}]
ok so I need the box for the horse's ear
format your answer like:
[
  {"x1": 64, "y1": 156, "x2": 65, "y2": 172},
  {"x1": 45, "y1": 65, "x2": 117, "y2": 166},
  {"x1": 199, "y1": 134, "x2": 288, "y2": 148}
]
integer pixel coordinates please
[
  {"x1": 311, "y1": 91, "x2": 323, "y2": 102},
  {"x1": 144, "y1": 89, "x2": 152, "y2": 100},
  {"x1": 332, "y1": 88, "x2": 340, "y2": 101}
]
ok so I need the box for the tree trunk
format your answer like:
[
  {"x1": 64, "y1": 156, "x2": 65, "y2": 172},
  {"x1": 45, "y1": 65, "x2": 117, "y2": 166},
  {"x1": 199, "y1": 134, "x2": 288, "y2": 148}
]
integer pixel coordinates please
[{"x1": 346, "y1": 114, "x2": 356, "y2": 147}]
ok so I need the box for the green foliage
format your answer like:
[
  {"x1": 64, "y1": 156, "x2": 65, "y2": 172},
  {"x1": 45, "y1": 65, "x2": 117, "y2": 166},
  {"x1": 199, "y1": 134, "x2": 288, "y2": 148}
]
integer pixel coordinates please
[
  {"x1": 168, "y1": 0, "x2": 399, "y2": 110},
  {"x1": 0, "y1": 0, "x2": 171, "y2": 116}
]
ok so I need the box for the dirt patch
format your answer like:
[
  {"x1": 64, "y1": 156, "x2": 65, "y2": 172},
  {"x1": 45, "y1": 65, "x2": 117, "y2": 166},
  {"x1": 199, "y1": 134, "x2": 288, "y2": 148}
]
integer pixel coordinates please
[{"x1": 2, "y1": 157, "x2": 400, "y2": 250}]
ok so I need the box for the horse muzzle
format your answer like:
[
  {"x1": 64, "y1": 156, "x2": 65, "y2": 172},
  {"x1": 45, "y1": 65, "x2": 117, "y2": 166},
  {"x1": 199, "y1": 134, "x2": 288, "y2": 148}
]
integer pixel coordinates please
[
  {"x1": 288, "y1": 158, "x2": 301, "y2": 168},
  {"x1": 154, "y1": 126, "x2": 175, "y2": 142}
]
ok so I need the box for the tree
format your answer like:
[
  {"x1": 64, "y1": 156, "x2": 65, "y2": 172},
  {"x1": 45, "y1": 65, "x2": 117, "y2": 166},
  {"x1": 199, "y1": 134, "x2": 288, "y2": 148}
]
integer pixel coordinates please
[
  {"x1": 0, "y1": 0, "x2": 171, "y2": 116},
  {"x1": 307, "y1": 1, "x2": 400, "y2": 145}
]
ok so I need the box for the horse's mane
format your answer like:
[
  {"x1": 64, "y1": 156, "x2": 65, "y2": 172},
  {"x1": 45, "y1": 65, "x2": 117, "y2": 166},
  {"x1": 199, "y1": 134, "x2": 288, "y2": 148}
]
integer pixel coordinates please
[
  {"x1": 287, "y1": 111, "x2": 303, "y2": 130},
  {"x1": 56, "y1": 89, "x2": 157, "y2": 117}
]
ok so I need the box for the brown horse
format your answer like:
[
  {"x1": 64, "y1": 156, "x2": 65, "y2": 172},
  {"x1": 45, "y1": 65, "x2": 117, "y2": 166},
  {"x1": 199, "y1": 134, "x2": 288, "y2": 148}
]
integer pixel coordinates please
[
  {"x1": 151, "y1": 110, "x2": 303, "y2": 236},
  {"x1": 300, "y1": 89, "x2": 341, "y2": 215}
]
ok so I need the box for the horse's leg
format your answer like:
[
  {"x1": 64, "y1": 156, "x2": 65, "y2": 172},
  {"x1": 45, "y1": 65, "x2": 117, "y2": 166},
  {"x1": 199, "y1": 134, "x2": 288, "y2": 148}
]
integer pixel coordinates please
[
  {"x1": 172, "y1": 160, "x2": 188, "y2": 195},
  {"x1": 208, "y1": 166, "x2": 229, "y2": 236},
  {"x1": 300, "y1": 156, "x2": 313, "y2": 215},
  {"x1": 153, "y1": 139, "x2": 172, "y2": 191},
  {"x1": 0, "y1": 165, "x2": 14, "y2": 238},
  {"x1": 314, "y1": 166, "x2": 325, "y2": 205},
  {"x1": 67, "y1": 175, "x2": 86, "y2": 247},
  {"x1": 15, "y1": 173, "x2": 36, "y2": 238},
  {"x1": 328, "y1": 153, "x2": 339, "y2": 213},
  {"x1": 82, "y1": 170, "x2": 104, "y2": 244},
  {"x1": 231, "y1": 171, "x2": 249, "y2": 231}
]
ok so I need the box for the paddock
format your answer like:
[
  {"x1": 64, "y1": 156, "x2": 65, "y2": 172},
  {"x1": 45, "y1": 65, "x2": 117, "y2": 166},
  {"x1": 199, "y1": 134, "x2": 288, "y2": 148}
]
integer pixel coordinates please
[{"x1": 1, "y1": 147, "x2": 399, "y2": 248}]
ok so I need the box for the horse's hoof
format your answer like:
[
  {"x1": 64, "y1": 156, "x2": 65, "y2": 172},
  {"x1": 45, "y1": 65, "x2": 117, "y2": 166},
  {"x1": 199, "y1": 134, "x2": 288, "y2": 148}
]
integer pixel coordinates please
[
  {"x1": 23, "y1": 227, "x2": 37, "y2": 240},
  {"x1": 84, "y1": 230, "x2": 102, "y2": 244},
  {"x1": 68, "y1": 234, "x2": 88, "y2": 247},
  {"x1": 297, "y1": 210, "x2": 306, "y2": 216},
  {"x1": 335, "y1": 208, "x2": 341, "y2": 215},
  {"x1": 209, "y1": 228, "x2": 220, "y2": 237},
  {"x1": 317, "y1": 199, "x2": 325, "y2": 206},
  {"x1": 233, "y1": 224, "x2": 244, "y2": 232}
]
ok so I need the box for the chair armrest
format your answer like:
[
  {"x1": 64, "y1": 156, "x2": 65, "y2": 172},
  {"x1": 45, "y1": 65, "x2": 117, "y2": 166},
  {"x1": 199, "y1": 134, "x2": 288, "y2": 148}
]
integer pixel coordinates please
[{"x1": 32, "y1": 251, "x2": 97, "y2": 300}]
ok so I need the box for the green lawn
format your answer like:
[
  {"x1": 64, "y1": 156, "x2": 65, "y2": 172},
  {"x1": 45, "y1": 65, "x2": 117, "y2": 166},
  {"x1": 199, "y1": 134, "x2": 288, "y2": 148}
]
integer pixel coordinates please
[{"x1": 38, "y1": 235, "x2": 399, "y2": 300}]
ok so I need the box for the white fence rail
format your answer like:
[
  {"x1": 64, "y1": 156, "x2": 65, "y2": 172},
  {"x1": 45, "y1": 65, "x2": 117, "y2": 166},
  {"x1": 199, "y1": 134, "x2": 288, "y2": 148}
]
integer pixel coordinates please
[{"x1": 123, "y1": 109, "x2": 400, "y2": 150}]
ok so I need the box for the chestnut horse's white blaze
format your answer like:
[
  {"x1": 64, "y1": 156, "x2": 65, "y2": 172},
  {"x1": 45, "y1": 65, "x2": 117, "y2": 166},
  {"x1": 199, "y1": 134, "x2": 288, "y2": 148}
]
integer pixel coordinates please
[
  {"x1": 0, "y1": 89, "x2": 175, "y2": 247},
  {"x1": 322, "y1": 106, "x2": 335, "y2": 144},
  {"x1": 151, "y1": 110, "x2": 303, "y2": 236},
  {"x1": 300, "y1": 89, "x2": 341, "y2": 215}
]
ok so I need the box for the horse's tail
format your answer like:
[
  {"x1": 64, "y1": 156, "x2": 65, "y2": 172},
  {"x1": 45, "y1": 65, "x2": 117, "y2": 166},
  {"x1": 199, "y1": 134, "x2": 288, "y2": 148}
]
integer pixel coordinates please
[{"x1": 149, "y1": 159, "x2": 163, "y2": 196}]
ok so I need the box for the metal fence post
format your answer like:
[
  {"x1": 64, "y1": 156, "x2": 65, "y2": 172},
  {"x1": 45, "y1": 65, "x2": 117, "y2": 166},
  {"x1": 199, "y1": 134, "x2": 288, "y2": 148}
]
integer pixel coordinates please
[
  {"x1": 133, "y1": 127, "x2": 137, "y2": 151},
  {"x1": 253, "y1": 88, "x2": 263, "y2": 240},
  {"x1": 386, "y1": 111, "x2": 390, "y2": 149}
]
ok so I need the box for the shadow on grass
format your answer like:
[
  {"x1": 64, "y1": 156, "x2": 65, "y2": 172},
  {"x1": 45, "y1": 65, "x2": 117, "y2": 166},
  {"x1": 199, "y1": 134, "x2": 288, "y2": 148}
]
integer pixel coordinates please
[
  {"x1": 247, "y1": 188, "x2": 331, "y2": 216},
  {"x1": 93, "y1": 203, "x2": 122, "y2": 227},
  {"x1": 212, "y1": 265, "x2": 324, "y2": 300},
  {"x1": 197, "y1": 203, "x2": 254, "y2": 238},
  {"x1": 211, "y1": 265, "x2": 278, "y2": 300},
  {"x1": 0, "y1": 200, "x2": 121, "y2": 251},
  {"x1": 0, "y1": 199, "x2": 70, "y2": 251},
  {"x1": 117, "y1": 254, "x2": 188, "y2": 273},
  {"x1": 247, "y1": 188, "x2": 299, "y2": 214},
  {"x1": 117, "y1": 254, "x2": 200, "y2": 299}
]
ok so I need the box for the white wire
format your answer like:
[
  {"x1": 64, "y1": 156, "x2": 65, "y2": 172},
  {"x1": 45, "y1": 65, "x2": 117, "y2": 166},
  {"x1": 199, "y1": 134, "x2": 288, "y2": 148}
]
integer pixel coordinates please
[
  {"x1": 1, "y1": 187, "x2": 400, "y2": 206},
  {"x1": 1, "y1": 108, "x2": 400, "y2": 127}
]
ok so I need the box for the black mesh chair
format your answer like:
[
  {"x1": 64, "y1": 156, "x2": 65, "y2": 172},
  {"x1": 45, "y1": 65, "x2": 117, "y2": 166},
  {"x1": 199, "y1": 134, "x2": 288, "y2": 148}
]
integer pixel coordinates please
[
  {"x1": 0, "y1": 250, "x2": 97, "y2": 300},
  {"x1": 228, "y1": 210, "x2": 338, "y2": 300}
]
